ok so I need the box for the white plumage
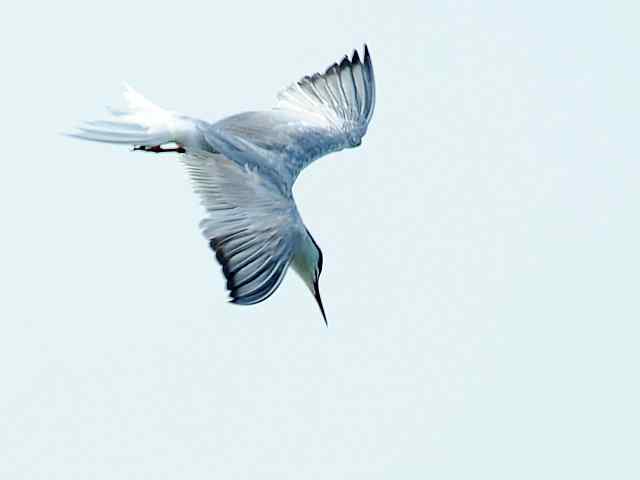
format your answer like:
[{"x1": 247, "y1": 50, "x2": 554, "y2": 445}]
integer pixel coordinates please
[{"x1": 68, "y1": 45, "x2": 376, "y2": 324}]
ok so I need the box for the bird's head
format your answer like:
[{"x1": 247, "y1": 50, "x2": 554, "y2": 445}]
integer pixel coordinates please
[{"x1": 292, "y1": 228, "x2": 326, "y2": 325}]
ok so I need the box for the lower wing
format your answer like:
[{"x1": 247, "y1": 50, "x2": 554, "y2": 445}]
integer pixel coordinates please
[{"x1": 183, "y1": 151, "x2": 305, "y2": 304}]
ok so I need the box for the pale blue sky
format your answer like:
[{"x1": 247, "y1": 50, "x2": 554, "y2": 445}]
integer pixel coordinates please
[{"x1": 1, "y1": 1, "x2": 639, "y2": 478}]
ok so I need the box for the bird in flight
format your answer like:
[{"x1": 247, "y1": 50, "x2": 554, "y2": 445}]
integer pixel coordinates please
[{"x1": 68, "y1": 45, "x2": 376, "y2": 324}]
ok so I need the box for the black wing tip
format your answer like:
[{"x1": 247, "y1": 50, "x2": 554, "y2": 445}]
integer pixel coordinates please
[
  {"x1": 326, "y1": 45, "x2": 370, "y2": 74},
  {"x1": 229, "y1": 296, "x2": 250, "y2": 305},
  {"x1": 209, "y1": 234, "x2": 290, "y2": 309},
  {"x1": 325, "y1": 62, "x2": 340, "y2": 76},
  {"x1": 228, "y1": 292, "x2": 261, "y2": 306}
]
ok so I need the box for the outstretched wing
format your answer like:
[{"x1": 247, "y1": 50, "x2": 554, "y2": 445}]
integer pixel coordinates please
[
  {"x1": 204, "y1": 45, "x2": 376, "y2": 188},
  {"x1": 276, "y1": 44, "x2": 375, "y2": 138},
  {"x1": 184, "y1": 151, "x2": 305, "y2": 305}
]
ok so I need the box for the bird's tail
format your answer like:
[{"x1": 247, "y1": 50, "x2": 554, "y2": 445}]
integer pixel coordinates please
[{"x1": 67, "y1": 83, "x2": 196, "y2": 148}]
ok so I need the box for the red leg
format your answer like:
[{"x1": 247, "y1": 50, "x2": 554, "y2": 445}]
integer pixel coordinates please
[{"x1": 133, "y1": 145, "x2": 186, "y2": 153}]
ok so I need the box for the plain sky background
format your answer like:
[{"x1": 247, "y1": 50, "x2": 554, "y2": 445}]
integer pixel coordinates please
[{"x1": 1, "y1": 1, "x2": 638, "y2": 478}]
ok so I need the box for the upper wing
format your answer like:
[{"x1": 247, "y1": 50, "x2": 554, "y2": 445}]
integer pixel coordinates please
[
  {"x1": 276, "y1": 44, "x2": 375, "y2": 140},
  {"x1": 184, "y1": 151, "x2": 305, "y2": 305},
  {"x1": 203, "y1": 45, "x2": 375, "y2": 188}
]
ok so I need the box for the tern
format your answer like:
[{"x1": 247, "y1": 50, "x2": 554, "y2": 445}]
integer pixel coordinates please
[{"x1": 68, "y1": 45, "x2": 376, "y2": 324}]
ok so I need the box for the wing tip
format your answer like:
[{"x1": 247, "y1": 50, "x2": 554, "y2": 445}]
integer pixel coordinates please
[
  {"x1": 341, "y1": 45, "x2": 369, "y2": 68},
  {"x1": 363, "y1": 44, "x2": 372, "y2": 69}
]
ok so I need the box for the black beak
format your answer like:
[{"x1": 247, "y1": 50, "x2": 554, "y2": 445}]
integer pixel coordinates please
[{"x1": 313, "y1": 281, "x2": 327, "y2": 326}]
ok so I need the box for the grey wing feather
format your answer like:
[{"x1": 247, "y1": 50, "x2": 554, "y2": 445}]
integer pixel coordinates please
[
  {"x1": 201, "y1": 45, "x2": 375, "y2": 188},
  {"x1": 277, "y1": 45, "x2": 375, "y2": 133},
  {"x1": 183, "y1": 151, "x2": 304, "y2": 304}
]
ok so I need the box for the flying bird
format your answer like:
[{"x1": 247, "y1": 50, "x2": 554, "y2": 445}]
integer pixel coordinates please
[{"x1": 68, "y1": 46, "x2": 376, "y2": 324}]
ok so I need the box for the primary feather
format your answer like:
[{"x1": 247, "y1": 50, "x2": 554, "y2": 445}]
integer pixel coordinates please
[
  {"x1": 184, "y1": 151, "x2": 304, "y2": 305},
  {"x1": 67, "y1": 45, "x2": 376, "y2": 320}
]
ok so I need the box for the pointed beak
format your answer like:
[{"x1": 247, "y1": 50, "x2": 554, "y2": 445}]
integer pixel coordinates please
[{"x1": 313, "y1": 280, "x2": 327, "y2": 326}]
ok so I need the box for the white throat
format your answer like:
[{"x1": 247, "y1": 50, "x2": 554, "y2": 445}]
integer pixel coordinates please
[{"x1": 291, "y1": 233, "x2": 320, "y2": 292}]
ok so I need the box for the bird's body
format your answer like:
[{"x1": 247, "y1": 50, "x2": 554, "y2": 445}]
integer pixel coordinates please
[{"x1": 68, "y1": 46, "x2": 376, "y2": 323}]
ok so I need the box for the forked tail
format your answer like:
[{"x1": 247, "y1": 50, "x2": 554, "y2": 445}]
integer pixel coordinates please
[{"x1": 67, "y1": 84, "x2": 201, "y2": 150}]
